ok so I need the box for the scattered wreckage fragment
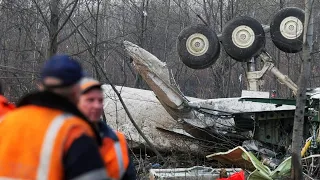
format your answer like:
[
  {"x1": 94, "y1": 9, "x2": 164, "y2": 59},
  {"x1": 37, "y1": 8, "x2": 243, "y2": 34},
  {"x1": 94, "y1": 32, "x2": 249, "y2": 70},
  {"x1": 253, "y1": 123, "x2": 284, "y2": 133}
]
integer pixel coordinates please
[
  {"x1": 103, "y1": 6, "x2": 320, "y2": 179},
  {"x1": 174, "y1": 6, "x2": 318, "y2": 179},
  {"x1": 206, "y1": 145, "x2": 292, "y2": 180},
  {"x1": 119, "y1": 41, "x2": 300, "y2": 149},
  {"x1": 102, "y1": 84, "x2": 209, "y2": 154},
  {"x1": 206, "y1": 139, "x2": 320, "y2": 179},
  {"x1": 109, "y1": 40, "x2": 319, "y2": 179},
  {"x1": 149, "y1": 166, "x2": 243, "y2": 180},
  {"x1": 104, "y1": 41, "x2": 298, "y2": 155}
]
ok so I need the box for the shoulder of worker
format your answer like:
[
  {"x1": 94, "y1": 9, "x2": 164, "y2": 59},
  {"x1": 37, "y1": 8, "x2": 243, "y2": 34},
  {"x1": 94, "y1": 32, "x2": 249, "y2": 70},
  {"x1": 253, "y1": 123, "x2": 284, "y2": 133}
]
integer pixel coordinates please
[
  {"x1": 98, "y1": 121, "x2": 129, "y2": 148},
  {"x1": 16, "y1": 90, "x2": 102, "y2": 145},
  {"x1": 17, "y1": 90, "x2": 85, "y2": 117},
  {"x1": 98, "y1": 121, "x2": 128, "y2": 142},
  {"x1": 97, "y1": 121, "x2": 120, "y2": 141}
]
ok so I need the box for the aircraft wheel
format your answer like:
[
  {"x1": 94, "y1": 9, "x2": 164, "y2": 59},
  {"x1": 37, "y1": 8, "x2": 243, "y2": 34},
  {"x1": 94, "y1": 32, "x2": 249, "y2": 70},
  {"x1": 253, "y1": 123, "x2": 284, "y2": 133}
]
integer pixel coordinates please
[
  {"x1": 221, "y1": 16, "x2": 266, "y2": 62},
  {"x1": 177, "y1": 24, "x2": 220, "y2": 69},
  {"x1": 270, "y1": 7, "x2": 305, "y2": 53}
]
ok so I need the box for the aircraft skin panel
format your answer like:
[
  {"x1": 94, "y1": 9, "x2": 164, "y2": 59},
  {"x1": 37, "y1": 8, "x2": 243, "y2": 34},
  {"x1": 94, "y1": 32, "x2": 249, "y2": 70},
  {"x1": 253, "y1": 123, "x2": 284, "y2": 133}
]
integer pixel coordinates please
[
  {"x1": 124, "y1": 41, "x2": 187, "y2": 110},
  {"x1": 189, "y1": 98, "x2": 296, "y2": 114},
  {"x1": 103, "y1": 41, "x2": 300, "y2": 153},
  {"x1": 102, "y1": 84, "x2": 207, "y2": 154}
]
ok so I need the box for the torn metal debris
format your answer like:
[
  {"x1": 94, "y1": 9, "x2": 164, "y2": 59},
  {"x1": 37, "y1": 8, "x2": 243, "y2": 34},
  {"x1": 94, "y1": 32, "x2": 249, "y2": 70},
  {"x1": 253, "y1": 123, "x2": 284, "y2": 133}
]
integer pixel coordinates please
[
  {"x1": 102, "y1": 40, "x2": 320, "y2": 179},
  {"x1": 149, "y1": 166, "x2": 242, "y2": 180},
  {"x1": 206, "y1": 146, "x2": 292, "y2": 179}
]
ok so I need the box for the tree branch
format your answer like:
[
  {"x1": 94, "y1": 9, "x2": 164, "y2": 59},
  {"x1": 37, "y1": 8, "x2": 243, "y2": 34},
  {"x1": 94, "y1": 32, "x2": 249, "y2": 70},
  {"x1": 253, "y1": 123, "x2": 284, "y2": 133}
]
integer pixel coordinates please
[
  {"x1": 53, "y1": 0, "x2": 79, "y2": 41},
  {"x1": 57, "y1": 16, "x2": 90, "y2": 45},
  {"x1": 31, "y1": 0, "x2": 50, "y2": 31}
]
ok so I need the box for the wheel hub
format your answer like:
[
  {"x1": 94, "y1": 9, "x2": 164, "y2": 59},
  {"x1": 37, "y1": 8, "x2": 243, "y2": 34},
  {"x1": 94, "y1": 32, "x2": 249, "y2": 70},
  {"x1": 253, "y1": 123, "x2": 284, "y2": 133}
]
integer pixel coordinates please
[
  {"x1": 232, "y1": 25, "x2": 255, "y2": 48},
  {"x1": 280, "y1": 16, "x2": 303, "y2": 39},
  {"x1": 186, "y1": 33, "x2": 209, "y2": 56}
]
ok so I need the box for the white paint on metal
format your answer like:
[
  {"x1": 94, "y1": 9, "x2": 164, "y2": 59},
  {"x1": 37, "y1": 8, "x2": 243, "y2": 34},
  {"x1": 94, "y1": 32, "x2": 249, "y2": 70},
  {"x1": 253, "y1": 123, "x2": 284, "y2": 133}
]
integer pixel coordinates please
[
  {"x1": 280, "y1": 16, "x2": 303, "y2": 39},
  {"x1": 123, "y1": 41, "x2": 170, "y2": 85},
  {"x1": 102, "y1": 84, "x2": 204, "y2": 154},
  {"x1": 146, "y1": 72, "x2": 184, "y2": 109},
  {"x1": 149, "y1": 166, "x2": 242, "y2": 179},
  {"x1": 189, "y1": 98, "x2": 296, "y2": 114},
  {"x1": 241, "y1": 90, "x2": 270, "y2": 98},
  {"x1": 117, "y1": 41, "x2": 298, "y2": 154},
  {"x1": 186, "y1": 33, "x2": 209, "y2": 56},
  {"x1": 232, "y1": 25, "x2": 255, "y2": 48},
  {"x1": 123, "y1": 41, "x2": 186, "y2": 109}
]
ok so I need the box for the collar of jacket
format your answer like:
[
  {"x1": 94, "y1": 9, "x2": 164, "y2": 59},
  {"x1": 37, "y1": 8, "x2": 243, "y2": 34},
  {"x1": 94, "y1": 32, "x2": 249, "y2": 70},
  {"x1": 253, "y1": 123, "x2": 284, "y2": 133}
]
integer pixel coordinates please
[
  {"x1": 17, "y1": 90, "x2": 102, "y2": 146},
  {"x1": 97, "y1": 121, "x2": 119, "y2": 142}
]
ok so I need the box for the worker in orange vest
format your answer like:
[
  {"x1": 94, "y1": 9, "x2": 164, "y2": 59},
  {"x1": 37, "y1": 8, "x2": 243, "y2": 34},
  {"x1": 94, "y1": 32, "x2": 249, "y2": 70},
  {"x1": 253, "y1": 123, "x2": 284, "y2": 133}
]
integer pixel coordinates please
[
  {"x1": 0, "y1": 55, "x2": 108, "y2": 180},
  {"x1": 78, "y1": 77, "x2": 136, "y2": 180}
]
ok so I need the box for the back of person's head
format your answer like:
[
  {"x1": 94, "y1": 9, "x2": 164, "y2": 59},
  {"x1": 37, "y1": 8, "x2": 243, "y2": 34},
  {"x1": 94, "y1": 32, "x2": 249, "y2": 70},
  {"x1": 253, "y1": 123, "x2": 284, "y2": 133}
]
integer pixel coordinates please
[{"x1": 40, "y1": 54, "x2": 84, "y2": 104}]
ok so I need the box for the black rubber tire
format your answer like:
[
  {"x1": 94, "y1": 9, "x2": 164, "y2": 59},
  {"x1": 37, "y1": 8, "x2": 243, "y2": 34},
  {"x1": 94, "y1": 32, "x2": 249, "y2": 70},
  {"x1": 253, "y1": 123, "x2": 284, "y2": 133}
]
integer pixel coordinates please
[
  {"x1": 221, "y1": 16, "x2": 266, "y2": 62},
  {"x1": 177, "y1": 24, "x2": 220, "y2": 69},
  {"x1": 270, "y1": 7, "x2": 305, "y2": 53}
]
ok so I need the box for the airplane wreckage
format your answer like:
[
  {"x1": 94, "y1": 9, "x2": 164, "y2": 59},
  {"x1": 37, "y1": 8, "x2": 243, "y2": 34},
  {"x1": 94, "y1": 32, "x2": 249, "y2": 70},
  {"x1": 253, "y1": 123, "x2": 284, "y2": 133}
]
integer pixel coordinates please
[{"x1": 103, "y1": 7, "x2": 320, "y2": 179}]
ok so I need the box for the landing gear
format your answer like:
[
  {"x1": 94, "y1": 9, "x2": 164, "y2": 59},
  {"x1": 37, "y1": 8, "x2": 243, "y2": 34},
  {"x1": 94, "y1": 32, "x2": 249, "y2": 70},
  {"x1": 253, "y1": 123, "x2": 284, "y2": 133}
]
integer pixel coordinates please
[
  {"x1": 221, "y1": 16, "x2": 266, "y2": 62},
  {"x1": 177, "y1": 24, "x2": 220, "y2": 69},
  {"x1": 270, "y1": 7, "x2": 305, "y2": 53}
]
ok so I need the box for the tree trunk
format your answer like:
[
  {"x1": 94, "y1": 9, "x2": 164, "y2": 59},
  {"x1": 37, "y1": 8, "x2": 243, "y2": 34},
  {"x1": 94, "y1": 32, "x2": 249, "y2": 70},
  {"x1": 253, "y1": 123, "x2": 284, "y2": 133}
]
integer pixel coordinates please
[
  {"x1": 163, "y1": 0, "x2": 171, "y2": 62},
  {"x1": 135, "y1": 0, "x2": 148, "y2": 88},
  {"x1": 219, "y1": 0, "x2": 223, "y2": 31},
  {"x1": 275, "y1": 0, "x2": 284, "y2": 96},
  {"x1": 48, "y1": 0, "x2": 60, "y2": 58},
  {"x1": 291, "y1": 0, "x2": 314, "y2": 179}
]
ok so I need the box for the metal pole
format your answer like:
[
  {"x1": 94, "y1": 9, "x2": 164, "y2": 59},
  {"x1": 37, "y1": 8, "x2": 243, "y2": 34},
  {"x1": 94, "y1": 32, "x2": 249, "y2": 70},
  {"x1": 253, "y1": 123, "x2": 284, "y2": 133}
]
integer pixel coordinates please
[
  {"x1": 247, "y1": 57, "x2": 259, "y2": 91},
  {"x1": 247, "y1": 57, "x2": 256, "y2": 72}
]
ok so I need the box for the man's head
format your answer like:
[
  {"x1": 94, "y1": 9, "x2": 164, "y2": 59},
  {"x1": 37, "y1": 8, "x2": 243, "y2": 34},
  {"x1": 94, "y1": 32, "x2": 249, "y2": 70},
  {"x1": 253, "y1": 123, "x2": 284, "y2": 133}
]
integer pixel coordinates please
[
  {"x1": 40, "y1": 54, "x2": 84, "y2": 104},
  {"x1": 78, "y1": 78, "x2": 104, "y2": 123}
]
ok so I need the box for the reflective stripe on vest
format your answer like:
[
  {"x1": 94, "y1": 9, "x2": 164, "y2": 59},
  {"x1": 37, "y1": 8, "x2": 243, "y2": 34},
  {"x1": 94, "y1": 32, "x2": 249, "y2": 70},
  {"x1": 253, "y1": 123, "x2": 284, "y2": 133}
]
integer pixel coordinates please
[
  {"x1": 71, "y1": 168, "x2": 111, "y2": 180},
  {"x1": 114, "y1": 141, "x2": 125, "y2": 179},
  {"x1": 105, "y1": 172, "x2": 116, "y2": 180},
  {"x1": 37, "y1": 113, "x2": 72, "y2": 180},
  {"x1": 101, "y1": 128, "x2": 129, "y2": 180}
]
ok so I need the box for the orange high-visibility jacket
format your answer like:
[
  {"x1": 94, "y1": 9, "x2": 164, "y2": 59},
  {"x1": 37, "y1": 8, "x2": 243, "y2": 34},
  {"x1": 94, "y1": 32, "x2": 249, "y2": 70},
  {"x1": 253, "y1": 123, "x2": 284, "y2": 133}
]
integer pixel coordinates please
[
  {"x1": 0, "y1": 95, "x2": 15, "y2": 117},
  {"x1": 0, "y1": 105, "x2": 96, "y2": 180},
  {"x1": 99, "y1": 125, "x2": 130, "y2": 180}
]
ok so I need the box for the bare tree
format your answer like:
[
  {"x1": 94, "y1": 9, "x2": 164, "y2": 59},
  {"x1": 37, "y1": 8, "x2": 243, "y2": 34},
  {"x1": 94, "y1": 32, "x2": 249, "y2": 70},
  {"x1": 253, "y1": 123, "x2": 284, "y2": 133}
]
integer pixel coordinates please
[
  {"x1": 32, "y1": 0, "x2": 79, "y2": 58},
  {"x1": 291, "y1": 0, "x2": 314, "y2": 179}
]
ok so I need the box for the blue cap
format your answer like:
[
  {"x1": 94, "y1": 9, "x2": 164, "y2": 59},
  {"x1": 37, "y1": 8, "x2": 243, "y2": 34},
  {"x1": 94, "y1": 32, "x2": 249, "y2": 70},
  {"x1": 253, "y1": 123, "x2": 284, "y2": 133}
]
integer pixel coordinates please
[{"x1": 40, "y1": 54, "x2": 84, "y2": 87}]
